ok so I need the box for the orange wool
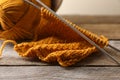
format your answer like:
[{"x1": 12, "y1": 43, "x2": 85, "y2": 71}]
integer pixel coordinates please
[
  {"x1": 0, "y1": 0, "x2": 108, "y2": 66},
  {"x1": 0, "y1": 0, "x2": 51, "y2": 41},
  {"x1": 14, "y1": 8, "x2": 108, "y2": 66}
]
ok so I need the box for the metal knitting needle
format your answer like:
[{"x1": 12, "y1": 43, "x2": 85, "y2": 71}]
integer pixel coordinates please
[
  {"x1": 24, "y1": 0, "x2": 120, "y2": 65},
  {"x1": 108, "y1": 44, "x2": 120, "y2": 52}
]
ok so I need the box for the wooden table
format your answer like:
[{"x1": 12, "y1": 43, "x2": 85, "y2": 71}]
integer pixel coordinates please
[{"x1": 0, "y1": 16, "x2": 120, "y2": 80}]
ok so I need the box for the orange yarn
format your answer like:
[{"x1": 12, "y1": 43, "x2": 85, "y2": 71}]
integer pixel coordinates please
[
  {"x1": 14, "y1": 8, "x2": 108, "y2": 66},
  {"x1": 0, "y1": 0, "x2": 108, "y2": 66},
  {"x1": 0, "y1": 0, "x2": 51, "y2": 41}
]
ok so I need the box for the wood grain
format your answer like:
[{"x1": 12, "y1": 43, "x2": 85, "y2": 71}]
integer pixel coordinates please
[
  {"x1": 63, "y1": 16, "x2": 120, "y2": 39},
  {"x1": 80, "y1": 24, "x2": 120, "y2": 39},
  {"x1": 0, "y1": 66, "x2": 119, "y2": 80},
  {"x1": 62, "y1": 15, "x2": 120, "y2": 24}
]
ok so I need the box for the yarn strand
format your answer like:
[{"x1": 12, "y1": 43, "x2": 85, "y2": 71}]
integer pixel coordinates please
[{"x1": 0, "y1": 40, "x2": 17, "y2": 56}]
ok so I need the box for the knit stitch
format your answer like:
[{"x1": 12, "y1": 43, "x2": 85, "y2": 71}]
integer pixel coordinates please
[
  {"x1": 0, "y1": 0, "x2": 108, "y2": 66},
  {"x1": 14, "y1": 8, "x2": 108, "y2": 66}
]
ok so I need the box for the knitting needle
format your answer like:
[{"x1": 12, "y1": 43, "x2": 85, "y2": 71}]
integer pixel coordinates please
[
  {"x1": 108, "y1": 44, "x2": 120, "y2": 52},
  {"x1": 24, "y1": 0, "x2": 120, "y2": 65}
]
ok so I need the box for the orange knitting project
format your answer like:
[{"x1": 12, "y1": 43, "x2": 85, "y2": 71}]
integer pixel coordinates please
[{"x1": 0, "y1": 0, "x2": 108, "y2": 66}]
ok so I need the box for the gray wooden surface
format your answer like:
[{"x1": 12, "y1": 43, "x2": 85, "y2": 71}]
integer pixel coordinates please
[
  {"x1": 0, "y1": 67, "x2": 120, "y2": 80},
  {"x1": 0, "y1": 16, "x2": 120, "y2": 80}
]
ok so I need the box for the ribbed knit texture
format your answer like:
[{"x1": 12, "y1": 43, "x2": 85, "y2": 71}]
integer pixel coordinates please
[
  {"x1": 0, "y1": 0, "x2": 108, "y2": 66},
  {"x1": 14, "y1": 7, "x2": 108, "y2": 66}
]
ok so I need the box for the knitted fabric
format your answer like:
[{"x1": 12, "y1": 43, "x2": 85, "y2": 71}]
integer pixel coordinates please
[
  {"x1": 14, "y1": 8, "x2": 108, "y2": 66},
  {"x1": 0, "y1": 0, "x2": 108, "y2": 66}
]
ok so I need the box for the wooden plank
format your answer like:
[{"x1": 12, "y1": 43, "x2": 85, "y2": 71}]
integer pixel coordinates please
[
  {"x1": 63, "y1": 16, "x2": 120, "y2": 39},
  {"x1": 80, "y1": 24, "x2": 120, "y2": 39},
  {"x1": 0, "y1": 40, "x2": 119, "y2": 66},
  {"x1": 62, "y1": 15, "x2": 120, "y2": 24},
  {"x1": 0, "y1": 66, "x2": 119, "y2": 80}
]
